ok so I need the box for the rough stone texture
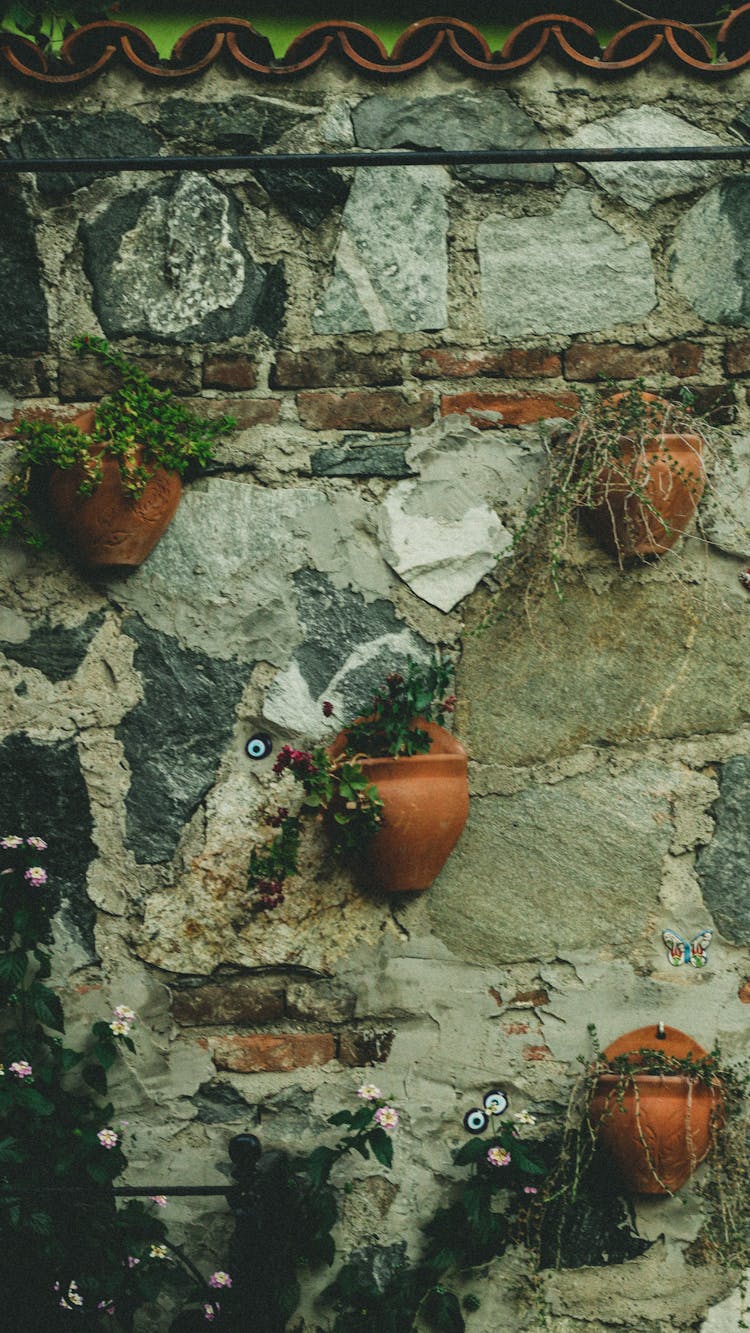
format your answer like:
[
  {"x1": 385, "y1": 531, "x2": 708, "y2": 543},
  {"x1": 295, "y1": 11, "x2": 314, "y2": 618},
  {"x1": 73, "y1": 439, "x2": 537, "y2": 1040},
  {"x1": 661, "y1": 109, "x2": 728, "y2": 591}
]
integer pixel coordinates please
[
  {"x1": 698, "y1": 756, "x2": 750, "y2": 945},
  {"x1": 313, "y1": 167, "x2": 449, "y2": 334},
  {"x1": 310, "y1": 441, "x2": 413, "y2": 478},
  {"x1": 414, "y1": 347, "x2": 561, "y2": 379},
  {"x1": 699, "y1": 432, "x2": 750, "y2": 557},
  {"x1": 297, "y1": 388, "x2": 433, "y2": 432},
  {"x1": 352, "y1": 90, "x2": 555, "y2": 184},
  {"x1": 11, "y1": 111, "x2": 162, "y2": 196},
  {"x1": 262, "y1": 570, "x2": 427, "y2": 735},
  {"x1": 255, "y1": 165, "x2": 349, "y2": 228},
  {"x1": 202, "y1": 356, "x2": 258, "y2": 391},
  {"x1": 429, "y1": 759, "x2": 675, "y2": 965},
  {"x1": 0, "y1": 609, "x2": 105, "y2": 682},
  {"x1": 0, "y1": 734, "x2": 96, "y2": 952},
  {"x1": 155, "y1": 95, "x2": 309, "y2": 152},
  {"x1": 479, "y1": 189, "x2": 656, "y2": 337},
  {"x1": 338, "y1": 1028, "x2": 394, "y2": 1066},
  {"x1": 271, "y1": 348, "x2": 402, "y2": 389},
  {"x1": 700, "y1": 1274, "x2": 750, "y2": 1330},
  {"x1": 81, "y1": 174, "x2": 279, "y2": 343},
  {"x1": 378, "y1": 417, "x2": 545, "y2": 612},
  {"x1": 670, "y1": 177, "x2": 750, "y2": 325},
  {"x1": 117, "y1": 618, "x2": 249, "y2": 863},
  {"x1": 568, "y1": 107, "x2": 726, "y2": 211},
  {"x1": 0, "y1": 186, "x2": 48, "y2": 353},
  {"x1": 564, "y1": 341, "x2": 703, "y2": 381},
  {"x1": 461, "y1": 571, "x2": 750, "y2": 767},
  {"x1": 172, "y1": 978, "x2": 285, "y2": 1026},
  {"x1": 117, "y1": 478, "x2": 392, "y2": 665},
  {"x1": 286, "y1": 979, "x2": 356, "y2": 1023}
]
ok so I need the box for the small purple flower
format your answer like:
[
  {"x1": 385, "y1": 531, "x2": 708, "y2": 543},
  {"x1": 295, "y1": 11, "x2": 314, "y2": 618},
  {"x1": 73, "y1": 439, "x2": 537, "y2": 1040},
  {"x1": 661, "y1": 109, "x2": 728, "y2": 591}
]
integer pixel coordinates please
[
  {"x1": 374, "y1": 1105, "x2": 399, "y2": 1132},
  {"x1": 322, "y1": 700, "x2": 334, "y2": 718},
  {"x1": 26, "y1": 837, "x2": 47, "y2": 850},
  {"x1": 97, "y1": 1128, "x2": 118, "y2": 1150},
  {"x1": 208, "y1": 1271, "x2": 232, "y2": 1289},
  {"x1": 487, "y1": 1146, "x2": 511, "y2": 1167},
  {"x1": 24, "y1": 866, "x2": 48, "y2": 887},
  {"x1": 0, "y1": 836, "x2": 23, "y2": 849},
  {"x1": 523, "y1": 1185, "x2": 538, "y2": 1195},
  {"x1": 9, "y1": 1060, "x2": 32, "y2": 1079}
]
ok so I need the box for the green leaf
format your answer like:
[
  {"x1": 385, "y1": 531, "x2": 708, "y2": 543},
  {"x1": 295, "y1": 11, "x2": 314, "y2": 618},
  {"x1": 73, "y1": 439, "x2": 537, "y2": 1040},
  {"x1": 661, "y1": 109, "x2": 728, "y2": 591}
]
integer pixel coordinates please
[
  {"x1": 328, "y1": 1110, "x2": 354, "y2": 1127},
  {"x1": 0, "y1": 950, "x2": 27, "y2": 988},
  {"x1": 368, "y1": 1126, "x2": 394, "y2": 1169},
  {"x1": 0, "y1": 1135, "x2": 23, "y2": 1163},
  {"x1": 82, "y1": 1061, "x2": 107, "y2": 1095},
  {"x1": 29, "y1": 982, "x2": 64, "y2": 1031}
]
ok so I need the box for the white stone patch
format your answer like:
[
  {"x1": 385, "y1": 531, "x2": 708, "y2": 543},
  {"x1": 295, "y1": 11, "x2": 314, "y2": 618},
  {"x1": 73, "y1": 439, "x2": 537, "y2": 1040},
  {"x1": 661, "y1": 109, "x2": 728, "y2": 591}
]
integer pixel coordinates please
[
  {"x1": 700, "y1": 1276, "x2": 750, "y2": 1331},
  {"x1": 313, "y1": 166, "x2": 449, "y2": 334},
  {"x1": 263, "y1": 630, "x2": 425, "y2": 735},
  {"x1": 700, "y1": 432, "x2": 750, "y2": 558},
  {"x1": 479, "y1": 188, "x2": 656, "y2": 337},
  {"x1": 569, "y1": 107, "x2": 726, "y2": 212},
  {"x1": 111, "y1": 174, "x2": 246, "y2": 336},
  {"x1": 378, "y1": 416, "x2": 546, "y2": 612}
]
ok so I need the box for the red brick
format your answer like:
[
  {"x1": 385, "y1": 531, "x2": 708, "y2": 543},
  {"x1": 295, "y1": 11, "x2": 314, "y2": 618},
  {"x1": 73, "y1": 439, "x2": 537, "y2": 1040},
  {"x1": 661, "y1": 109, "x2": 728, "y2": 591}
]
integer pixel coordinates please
[
  {"x1": 503, "y1": 1022, "x2": 530, "y2": 1036},
  {"x1": 203, "y1": 357, "x2": 258, "y2": 391},
  {"x1": 441, "y1": 390, "x2": 578, "y2": 427},
  {"x1": 212, "y1": 1033, "x2": 335, "y2": 1074},
  {"x1": 523, "y1": 1044, "x2": 552, "y2": 1062},
  {"x1": 184, "y1": 396, "x2": 281, "y2": 429},
  {"x1": 414, "y1": 347, "x2": 560, "y2": 379},
  {"x1": 297, "y1": 389, "x2": 433, "y2": 432},
  {"x1": 271, "y1": 349, "x2": 402, "y2": 389},
  {"x1": 564, "y1": 342, "x2": 702, "y2": 382},
  {"x1": 337, "y1": 1029, "x2": 394, "y2": 1067},
  {"x1": 509, "y1": 988, "x2": 550, "y2": 1008},
  {"x1": 172, "y1": 980, "x2": 285, "y2": 1027},
  {"x1": 60, "y1": 352, "x2": 199, "y2": 400},
  {"x1": 725, "y1": 340, "x2": 750, "y2": 375}
]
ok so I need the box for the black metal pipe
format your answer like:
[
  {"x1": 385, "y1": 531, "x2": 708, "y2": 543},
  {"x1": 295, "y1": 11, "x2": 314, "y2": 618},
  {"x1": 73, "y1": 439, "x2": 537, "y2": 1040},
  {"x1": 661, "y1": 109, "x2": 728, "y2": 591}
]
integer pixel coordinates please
[
  {"x1": 0, "y1": 1184, "x2": 233, "y2": 1197},
  {"x1": 2, "y1": 144, "x2": 750, "y2": 174}
]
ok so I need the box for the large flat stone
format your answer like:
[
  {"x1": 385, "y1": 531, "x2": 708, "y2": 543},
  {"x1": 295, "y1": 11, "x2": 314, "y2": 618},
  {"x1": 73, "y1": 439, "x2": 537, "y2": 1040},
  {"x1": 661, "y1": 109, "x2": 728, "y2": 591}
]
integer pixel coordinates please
[
  {"x1": 568, "y1": 108, "x2": 725, "y2": 212},
  {"x1": 0, "y1": 609, "x2": 105, "y2": 683},
  {"x1": 698, "y1": 755, "x2": 750, "y2": 945},
  {"x1": 671, "y1": 177, "x2": 750, "y2": 325},
  {"x1": 428, "y1": 760, "x2": 676, "y2": 965},
  {"x1": 461, "y1": 568, "x2": 750, "y2": 767},
  {"x1": 11, "y1": 111, "x2": 162, "y2": 196},
  {"x1": 0, "y1": 187, "x2": 48, "y2": 353},
  {"x1": 479, "y1": 189, "x2": 656, "y2": 337},
  {"x1": 81, "y1": 174, "x2": 279, "y2": 343},
  {"x1": 117, "y1": 618, "x2": 249, "y2": 864},
  {"x1": 352, "y1": 90, "x2": 554, "y2": 184},
  {"x1": 156, "y1": 95, "x2": 311, "y2": 151},
  {"x1": 313, "y1": 166, "x2": 448, "y2": 334}
]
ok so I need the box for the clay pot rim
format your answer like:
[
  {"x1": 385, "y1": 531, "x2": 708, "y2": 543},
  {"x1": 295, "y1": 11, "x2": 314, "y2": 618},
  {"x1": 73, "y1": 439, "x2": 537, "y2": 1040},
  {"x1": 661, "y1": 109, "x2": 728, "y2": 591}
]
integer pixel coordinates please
[{"x1": 329, "y1": 718, "x2": 467, "y2": 766}]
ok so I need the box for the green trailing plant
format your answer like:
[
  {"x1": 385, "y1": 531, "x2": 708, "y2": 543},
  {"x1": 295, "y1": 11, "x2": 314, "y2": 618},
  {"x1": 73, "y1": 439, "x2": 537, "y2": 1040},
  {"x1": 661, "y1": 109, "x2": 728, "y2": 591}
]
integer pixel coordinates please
[
  {"x1": 0, "y1": 833, "x2": 221, "y2": 1329},
  {"x1": 0, "y1": 1, "x2": 114, "y2": 49},
  {"x1": 245, "y1": 658, "x2": 457, "y2": 911},
  {"x1": 0, "y1": 335, "x2": 235, "y2": 549},
  {"x1": 495, "y1": 378, "x2": 731, "y2": 602}
]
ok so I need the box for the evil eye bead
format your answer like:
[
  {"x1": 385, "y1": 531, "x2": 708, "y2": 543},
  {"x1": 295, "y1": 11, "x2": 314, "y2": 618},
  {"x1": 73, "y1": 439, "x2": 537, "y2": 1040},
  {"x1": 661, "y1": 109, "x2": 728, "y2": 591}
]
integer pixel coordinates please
[
  {"x1": 463, "y1": 1107, "x2": 489, "y2": 1135},
  {"x1": 483, "y1": 1089, "x2": 508, "y2": 1116},
  {"x1": 245, "y1": 733, "x2": 273, "y2": 761}
]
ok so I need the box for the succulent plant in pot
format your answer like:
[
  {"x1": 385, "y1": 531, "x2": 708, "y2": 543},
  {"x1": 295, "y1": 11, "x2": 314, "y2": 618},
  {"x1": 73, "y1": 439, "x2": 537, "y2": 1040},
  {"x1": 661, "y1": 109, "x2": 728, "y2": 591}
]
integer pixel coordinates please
[
  {"x1": 244, "y1": 657, "x2": 468, "y2": 908},
  {"x1": 0, "y1": 335, "x2": 235, "y2": 570}
]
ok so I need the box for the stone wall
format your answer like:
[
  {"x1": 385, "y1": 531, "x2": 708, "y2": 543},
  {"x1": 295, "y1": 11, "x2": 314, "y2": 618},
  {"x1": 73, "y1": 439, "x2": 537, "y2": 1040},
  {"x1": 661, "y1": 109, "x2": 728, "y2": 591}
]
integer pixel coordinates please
[{"x1": 3, "y1": 34, "x2": 750, "y2": 1330}]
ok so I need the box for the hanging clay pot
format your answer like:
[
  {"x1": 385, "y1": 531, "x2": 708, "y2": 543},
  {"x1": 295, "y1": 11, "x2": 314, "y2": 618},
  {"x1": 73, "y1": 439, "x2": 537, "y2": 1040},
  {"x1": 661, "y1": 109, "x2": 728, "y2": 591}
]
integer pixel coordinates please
[
  {"x1": 38, "y1": 411, "x2": 181, "y2": 570},
  {"x1": 585, "y1": 394, "x2": 705, "y2": 559},
  {"x1": 587, "y1": 1025, "x2": 723, "y2": 1195},
  {"x1": 330, "y1": 720, "x2": 469, "y2": 892}
]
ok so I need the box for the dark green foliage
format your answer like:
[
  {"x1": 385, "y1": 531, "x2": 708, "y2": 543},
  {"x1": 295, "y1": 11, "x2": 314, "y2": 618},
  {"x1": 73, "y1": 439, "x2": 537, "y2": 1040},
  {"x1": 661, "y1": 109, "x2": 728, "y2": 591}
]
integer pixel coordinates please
[
  {"x1": 0, "y1": 2, "x2": 113, "y2": 49},
  {"x1": 0, "y1": 335, "x2": 235, "y2": 548}
]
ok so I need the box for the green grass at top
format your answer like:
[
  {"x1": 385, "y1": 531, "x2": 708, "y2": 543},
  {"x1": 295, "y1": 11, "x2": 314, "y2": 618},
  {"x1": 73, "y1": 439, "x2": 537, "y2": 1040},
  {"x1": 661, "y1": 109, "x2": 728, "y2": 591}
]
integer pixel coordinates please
[{"x1": 117, "y1": 10, "x2": 512, "y2": 57}]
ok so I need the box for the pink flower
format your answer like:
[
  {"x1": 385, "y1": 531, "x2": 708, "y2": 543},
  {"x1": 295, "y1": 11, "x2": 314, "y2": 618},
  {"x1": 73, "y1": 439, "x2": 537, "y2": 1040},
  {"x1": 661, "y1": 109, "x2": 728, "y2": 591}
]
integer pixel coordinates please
[
  {"x1": 9, "y1": 1060, "x2": 32, "y2": 1079},
  {"x1": 203, "y1": 1303, "x2": 220, "y2": 1322},
  {"x1": 374, "y1": 1105, "x2": 399, "y2": 1132},
  {"x1": 97, "y1": 1128, "x2": 118, "y2": 1150},
  {"x1": 523, "y1": 1186, "x2": 538, "y2": 1194},
  {"x1": 357, "y1": 1083, "x2": 382, "y2": 1101},
  {"x1": 127, "y1": 1257, "x2": 140, "y2": 1269},
  {"x1": 322, "y1": 700, "x2": 334, "y2": 717},
  {"x1": 208, "y1": 1271, "x2": 232, "y2": 1289},
  {"x1": 149, "y1": 1195, "x2": 168, "y2": 1207},
  {"x1": 24, "y1": 866, "x2": 47, "y2": 886},
  {"x1": 26, "y1": 837, "x2": 47, "y2": 850},
  {"x1": 487, "y1": 1146, "x2": 511, "y2": 1167},
  {"x1": 0, "y1": 836, "x2": 23, "y2": 849}
]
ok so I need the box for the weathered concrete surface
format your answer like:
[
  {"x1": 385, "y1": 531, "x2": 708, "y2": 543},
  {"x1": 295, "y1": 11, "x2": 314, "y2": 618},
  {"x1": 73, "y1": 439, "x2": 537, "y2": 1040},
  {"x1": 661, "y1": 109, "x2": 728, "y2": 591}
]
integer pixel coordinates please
[
  {"x1": 313, "y1": 166, "x2": 449, "y2": 333},
  {"x1": 670, "y1": 177, "x2": 750, "y2": 325},
  {"x1": 569, "y1": 107, "x2": 726, "y2": 212},
  {"x1": 698, "y1": 755, "x2": 750, "y2": 945},
  {"x1": 460, "y1": 568, "x2": 750, "y2": 767},
  {"x1": 479, "y1": 189, "x2": 656, "y2": 337},
  {"x1": 428, "y1": 759, "x2": 676, "y2": 965},
  {"x1": 378, "y1": 418, "x2": 545, "y2": 611},
  {"x1": 352, "y1": 89, "x2": 555, "y2": 183}
]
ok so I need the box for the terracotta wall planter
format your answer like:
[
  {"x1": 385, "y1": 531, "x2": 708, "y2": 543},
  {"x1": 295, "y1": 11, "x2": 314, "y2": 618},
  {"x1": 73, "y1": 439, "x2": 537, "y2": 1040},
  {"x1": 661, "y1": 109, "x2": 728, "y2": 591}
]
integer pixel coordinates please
[
  {"x1": 585, "y1": 395, "x2": 706, "y2": 559},
  {"x1": 37, "y1": 411, "x2": 181, "y2": 570},
  {"x1": 588, "y1": 1026, "x2": 722, "y2": 1195},
  {"x1": 331, "y1": 720, "x2": 469, "y2": 892}
]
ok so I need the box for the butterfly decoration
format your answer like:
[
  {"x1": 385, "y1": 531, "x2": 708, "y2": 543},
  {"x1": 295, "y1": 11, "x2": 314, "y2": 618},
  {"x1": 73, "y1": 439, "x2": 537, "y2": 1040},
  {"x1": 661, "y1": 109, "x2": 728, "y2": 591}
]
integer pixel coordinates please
[
  {"x1": 463, "y1": 1088, "x2": 508, "y2": 1135},
  {"x1": 662, "y1": 928, "x2": 713, "y2": 969}
]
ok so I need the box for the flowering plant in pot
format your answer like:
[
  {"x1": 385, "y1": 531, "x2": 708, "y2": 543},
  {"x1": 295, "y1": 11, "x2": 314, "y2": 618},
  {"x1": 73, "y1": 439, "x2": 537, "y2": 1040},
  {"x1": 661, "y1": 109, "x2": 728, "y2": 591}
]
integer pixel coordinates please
[
  {"x1": 505, "y1": 379, "x2": 727, "y2": 599},
  {"x1": 0, "y1": 335, "x2": 235, "y2": 569},
  {"x1": 0, "y1": 834, "x2": 224, "y2": 1328},
  {"x1": 245, "y1": 656, "x2": 468, "y2": 909}
]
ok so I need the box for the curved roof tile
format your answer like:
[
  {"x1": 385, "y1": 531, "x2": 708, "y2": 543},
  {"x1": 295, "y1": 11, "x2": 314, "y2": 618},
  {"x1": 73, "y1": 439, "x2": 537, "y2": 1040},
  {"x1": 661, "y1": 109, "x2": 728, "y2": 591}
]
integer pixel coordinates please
[{"x1": 1, "y1": 9, "x2": 750, "y2": 86}]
